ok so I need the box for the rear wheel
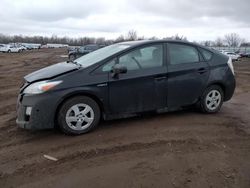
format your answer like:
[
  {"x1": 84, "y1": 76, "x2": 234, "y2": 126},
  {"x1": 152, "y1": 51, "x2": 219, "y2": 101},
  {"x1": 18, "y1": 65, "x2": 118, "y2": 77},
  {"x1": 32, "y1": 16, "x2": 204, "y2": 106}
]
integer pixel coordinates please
[
  {"x1": 7, "y1": 50, "x2": 11, "y2": 53},
  {"x1": 198, "y1": 85, "x2": 224, "y2": 113},
  {"x1": 57, "y1": 96, "x2": 100, "y2": 135}
]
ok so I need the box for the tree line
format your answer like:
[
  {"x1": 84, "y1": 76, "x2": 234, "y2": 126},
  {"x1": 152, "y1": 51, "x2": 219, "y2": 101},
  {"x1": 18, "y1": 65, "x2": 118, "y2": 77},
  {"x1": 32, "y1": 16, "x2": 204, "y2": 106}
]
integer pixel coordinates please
[
  {"x1": 199, "y1": 33, "x2": 249, "y2": 47},
  {"x1": 0, "y1": 31, "x2": 249, "y2": 47}
]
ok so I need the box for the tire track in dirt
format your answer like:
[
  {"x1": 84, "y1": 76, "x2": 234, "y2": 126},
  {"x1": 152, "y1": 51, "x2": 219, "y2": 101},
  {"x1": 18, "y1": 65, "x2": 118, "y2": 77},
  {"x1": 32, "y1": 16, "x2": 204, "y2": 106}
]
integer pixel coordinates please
[{"x1": 1, "y1": 136, "x2": 250, "y2": 187}]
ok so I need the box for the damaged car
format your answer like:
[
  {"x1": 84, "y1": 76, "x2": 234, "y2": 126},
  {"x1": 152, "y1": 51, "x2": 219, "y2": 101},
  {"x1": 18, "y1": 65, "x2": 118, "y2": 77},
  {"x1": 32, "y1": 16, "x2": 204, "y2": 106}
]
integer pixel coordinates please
[{"x1": 16, "y1": 40, "x2": 235, "y2": 135}]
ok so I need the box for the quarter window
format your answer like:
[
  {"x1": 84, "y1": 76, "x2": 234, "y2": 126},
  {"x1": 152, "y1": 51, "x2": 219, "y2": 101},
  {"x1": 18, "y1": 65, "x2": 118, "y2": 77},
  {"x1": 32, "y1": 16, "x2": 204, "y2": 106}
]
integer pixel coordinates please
[
  {"x1": 200, "y1": 48, "x2": 213, "y2": 61},
  {"x1": 168, "y1": 43, "x2": 199, "y2": 65}
]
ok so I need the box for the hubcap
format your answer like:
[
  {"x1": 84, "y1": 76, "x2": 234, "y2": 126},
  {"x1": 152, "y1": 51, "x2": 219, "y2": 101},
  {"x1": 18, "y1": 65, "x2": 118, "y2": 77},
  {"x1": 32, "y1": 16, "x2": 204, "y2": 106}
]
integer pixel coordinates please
[
  {"x1": 65, "y1": 103, "x2": 94, "y2": 130},
  {"x1": 205, "y1": 90, "x2": 221, "y2": 111}
]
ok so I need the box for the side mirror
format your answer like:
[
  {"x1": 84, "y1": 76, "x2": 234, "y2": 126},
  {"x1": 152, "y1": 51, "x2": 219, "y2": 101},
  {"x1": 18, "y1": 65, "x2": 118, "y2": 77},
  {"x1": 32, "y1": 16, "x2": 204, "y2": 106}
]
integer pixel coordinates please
[{"x1": 111, "y1": 64, "x2": 127, "y2": 76}]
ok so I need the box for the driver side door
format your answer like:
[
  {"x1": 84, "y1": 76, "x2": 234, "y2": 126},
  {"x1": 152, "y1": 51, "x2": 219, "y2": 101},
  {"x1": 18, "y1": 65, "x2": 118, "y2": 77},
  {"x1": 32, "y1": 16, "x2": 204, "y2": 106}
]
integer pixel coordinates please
[{"x1": 106, "y1": 44, "x2": 167, "y2": 114}]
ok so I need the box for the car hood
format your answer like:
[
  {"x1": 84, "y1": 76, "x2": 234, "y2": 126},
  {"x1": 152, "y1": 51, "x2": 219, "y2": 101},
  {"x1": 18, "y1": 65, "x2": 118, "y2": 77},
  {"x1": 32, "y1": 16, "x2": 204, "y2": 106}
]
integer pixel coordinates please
[{"x1": 24, "y1": 62, "x2": 80, "y2": 82}]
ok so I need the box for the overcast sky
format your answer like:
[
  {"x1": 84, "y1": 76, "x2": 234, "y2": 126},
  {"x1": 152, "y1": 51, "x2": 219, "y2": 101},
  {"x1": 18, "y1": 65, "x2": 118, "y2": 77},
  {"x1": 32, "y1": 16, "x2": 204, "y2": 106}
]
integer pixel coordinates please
[{"x1": 0, "y1": 0, "x2": 250, "y2": 41}]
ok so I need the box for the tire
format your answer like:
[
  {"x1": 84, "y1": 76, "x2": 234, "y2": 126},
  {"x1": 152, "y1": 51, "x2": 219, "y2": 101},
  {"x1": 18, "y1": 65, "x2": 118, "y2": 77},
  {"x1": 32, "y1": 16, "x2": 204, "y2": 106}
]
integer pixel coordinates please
[
  {"x1": 57, "y1": 96, "x2": 100, "y2": 135},
  {"x1": 69, "y1": 54, "x2": 76, "y2": 61},
  {"x1": 198, "y1": 85, "x2": 224, "y2": 113},
  {"x1": 7, "y1": 50, "x2": 11, "y2": 53}
]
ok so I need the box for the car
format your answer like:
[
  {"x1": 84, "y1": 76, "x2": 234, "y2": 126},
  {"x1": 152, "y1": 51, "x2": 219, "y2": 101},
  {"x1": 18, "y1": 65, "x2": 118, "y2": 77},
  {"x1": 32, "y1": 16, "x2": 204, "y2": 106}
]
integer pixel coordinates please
[
  {"x1": 8, "y1": 43, "x2": 26, "y2": 51},
  {"x1": 68, "y1": 44, "x2": 104, "y2": 61},
  {"x1": 0, "y1": 44, "x2": 23, "y2": 53},
  {"x1": 0, "y1": 44, "x2": 6, "y2": 52},
  {"x1": 239, "y1": 52, "x2": 250, "y2": 58},
  {"x1": 67, "y1": 46, "x2": 80, "y2": 53},
  {"x1": 223, "y1": 52, "x2": 240, "y2": 61},
  {"x1": 22, "y1": 43, "x2": 41, "y2": 50},
  {"x1": 16, "y1": 40, "x2": 235, "y2": 135}
]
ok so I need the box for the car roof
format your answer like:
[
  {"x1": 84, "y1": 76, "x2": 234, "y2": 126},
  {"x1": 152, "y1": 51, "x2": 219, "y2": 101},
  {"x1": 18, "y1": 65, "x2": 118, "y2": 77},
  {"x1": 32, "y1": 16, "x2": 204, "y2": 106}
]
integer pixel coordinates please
[{"x1": 117, "y1": 40, "x2": 212, "y2": 52}]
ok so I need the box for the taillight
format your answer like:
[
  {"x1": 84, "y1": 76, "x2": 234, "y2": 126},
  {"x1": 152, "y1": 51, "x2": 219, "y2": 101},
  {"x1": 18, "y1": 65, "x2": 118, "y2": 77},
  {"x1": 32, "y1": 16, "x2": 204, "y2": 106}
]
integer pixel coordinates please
[{"x1": 227, "y1": 57, "x2": 234, "y2": 75}]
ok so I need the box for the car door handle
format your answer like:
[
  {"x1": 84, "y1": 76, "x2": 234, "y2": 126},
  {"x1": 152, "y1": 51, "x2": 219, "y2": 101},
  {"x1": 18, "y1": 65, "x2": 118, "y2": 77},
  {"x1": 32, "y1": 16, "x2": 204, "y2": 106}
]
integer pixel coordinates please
[
  {"x1": 197, "y1": 68, "x2": 208, "y2": 74},
  {"x1": 154, "y1": 76, "x2": 167, "y2": 81},
  {"x1": 97, "y1": 83, "x2": 107, "y2": 87}
]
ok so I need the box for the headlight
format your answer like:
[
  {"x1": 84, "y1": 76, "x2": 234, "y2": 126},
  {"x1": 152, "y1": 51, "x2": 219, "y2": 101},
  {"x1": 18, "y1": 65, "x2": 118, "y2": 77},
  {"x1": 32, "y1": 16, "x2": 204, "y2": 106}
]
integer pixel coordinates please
[{"x1": 23, "y1": 80, "x2": 62, "y2": 94}]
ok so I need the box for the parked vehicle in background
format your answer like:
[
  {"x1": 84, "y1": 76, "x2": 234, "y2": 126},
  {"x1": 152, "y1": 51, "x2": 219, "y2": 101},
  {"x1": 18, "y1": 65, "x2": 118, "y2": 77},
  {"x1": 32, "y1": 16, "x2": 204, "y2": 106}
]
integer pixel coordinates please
[
  {"x1": 17, "y1": 40, "x2": 235, "y2": 135},
  {"x1": 223, "y1": 52, "x2": 240, "y2": 61},
  {"x1": 46, "y1": 43, "x2": 69, "y2": 48},
  {"x1": 67, "y1": 46, "x2": 80, "y2": 53},
  {"x1": 22, "y1": 43, "x2": 41, "y2": 50},
  {"x1": 68, "y1": 44, "x2": 105, "y2": 61},
  {"x1": 0, "y1": 44, "x2": 6, "y2": 52},
  {"x1": 239, "y1": 52, "x2": 250, "y2": 58},
  {"x1": 18, "y1": 45, "x2": 27, "y2": 51},
  {"x1": 0, "y1": 44, "x2": 23, "y2": 53},
  {"x1": 23, "y1": 44, "x2": 34, "y2": 50},
  {"x1": 9, "y1": 43, "x2": 26, "y2": 51},
  {"x1": 41, "y1": 45, "x2": 48, "y2": 49}
]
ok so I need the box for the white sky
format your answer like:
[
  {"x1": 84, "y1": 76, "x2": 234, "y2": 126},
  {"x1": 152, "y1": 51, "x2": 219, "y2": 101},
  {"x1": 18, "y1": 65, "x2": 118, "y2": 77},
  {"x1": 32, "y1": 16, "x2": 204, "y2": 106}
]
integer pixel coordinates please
[{"x1": 0, "y1": 0, "x2": 250, "y2": 41}]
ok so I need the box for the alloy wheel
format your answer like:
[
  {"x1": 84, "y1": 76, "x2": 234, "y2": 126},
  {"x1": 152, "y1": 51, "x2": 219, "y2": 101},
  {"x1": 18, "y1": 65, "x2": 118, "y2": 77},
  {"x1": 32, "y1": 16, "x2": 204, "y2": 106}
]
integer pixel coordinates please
[{"x1": 65, "y1": 103, "x2": 94, "y2": 131}]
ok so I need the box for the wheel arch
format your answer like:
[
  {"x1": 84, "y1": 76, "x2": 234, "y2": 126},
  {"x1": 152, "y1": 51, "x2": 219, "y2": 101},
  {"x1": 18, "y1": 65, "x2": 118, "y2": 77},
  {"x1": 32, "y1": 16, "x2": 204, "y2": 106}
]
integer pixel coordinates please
[
  {"x1": 205, "y1": 82, "x2": 226, "y2": 100},
  {"x1": 54, "y1": 91, "x2": 105, "y2": 128}
]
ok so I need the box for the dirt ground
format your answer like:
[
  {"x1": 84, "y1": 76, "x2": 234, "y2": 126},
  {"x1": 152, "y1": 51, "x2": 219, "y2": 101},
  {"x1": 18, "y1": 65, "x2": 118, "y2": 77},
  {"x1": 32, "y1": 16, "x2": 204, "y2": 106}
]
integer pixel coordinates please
[{"x1": 0, "y1": 48, "x2": 250, "y2": 188}]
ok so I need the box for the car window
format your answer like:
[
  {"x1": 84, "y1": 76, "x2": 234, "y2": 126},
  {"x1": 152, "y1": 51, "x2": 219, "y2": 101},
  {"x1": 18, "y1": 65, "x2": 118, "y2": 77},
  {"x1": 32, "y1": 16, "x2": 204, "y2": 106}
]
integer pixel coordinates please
[
  {"x1": 79, "y1": 47, "x2": 85, "y2": 52},
  {"x1": 168, "y1": 43, "x2": 199, "y2": 65},
  {"x1": 85, "y1": 45, "x2": 98, "y2": 50},
  {"x1": 85, "y1": 46, "x2": 92, "y2": 50},
  {"x1": 199, "y1": 48, "x2": 213, "y2": 61},
  {"x1": 102, "y1": 59, "x2": 116, "y2": 72},
  {"x1": 118, "y1": 44, "x2": 163, "y2": 71}
]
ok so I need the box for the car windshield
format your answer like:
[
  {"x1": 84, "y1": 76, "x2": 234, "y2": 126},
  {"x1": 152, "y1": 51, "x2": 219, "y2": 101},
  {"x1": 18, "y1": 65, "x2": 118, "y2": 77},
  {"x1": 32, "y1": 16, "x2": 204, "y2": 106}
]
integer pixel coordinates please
[{"x1": 75, "y1": 44, "x2": 131, "y2": 67}]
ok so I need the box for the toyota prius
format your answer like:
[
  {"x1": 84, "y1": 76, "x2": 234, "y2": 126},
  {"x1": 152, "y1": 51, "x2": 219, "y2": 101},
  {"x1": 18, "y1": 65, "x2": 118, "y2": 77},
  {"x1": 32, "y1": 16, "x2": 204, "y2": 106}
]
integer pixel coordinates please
[{"x1": 16, "y1": 40, "x2": 235, "y2": 135}]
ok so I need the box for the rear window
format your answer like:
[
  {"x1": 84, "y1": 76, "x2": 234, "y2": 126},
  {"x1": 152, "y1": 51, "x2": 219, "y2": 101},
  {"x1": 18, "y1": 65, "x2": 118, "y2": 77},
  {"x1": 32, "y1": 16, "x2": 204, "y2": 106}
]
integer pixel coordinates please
[
  {"x1": 200, "y1": 48, "x2": 213, "y2": 61},
  {"x1": 168, "y1": 43, "x2": 199, "y2": 65}
]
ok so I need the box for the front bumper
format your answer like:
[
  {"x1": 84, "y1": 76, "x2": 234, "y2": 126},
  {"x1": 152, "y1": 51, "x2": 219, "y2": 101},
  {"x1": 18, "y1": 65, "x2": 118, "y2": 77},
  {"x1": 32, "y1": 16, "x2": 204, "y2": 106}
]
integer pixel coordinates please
[{"x1": 16, "y1": 92, "x2": 61, "y2": 130}]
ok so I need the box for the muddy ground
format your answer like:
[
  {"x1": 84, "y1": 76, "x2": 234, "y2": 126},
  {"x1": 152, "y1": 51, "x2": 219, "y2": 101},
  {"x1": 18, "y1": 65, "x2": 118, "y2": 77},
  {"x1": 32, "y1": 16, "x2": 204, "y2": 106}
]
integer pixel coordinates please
[{"x1": 0, "y1": 48, "x2": 250, "y2": 188}]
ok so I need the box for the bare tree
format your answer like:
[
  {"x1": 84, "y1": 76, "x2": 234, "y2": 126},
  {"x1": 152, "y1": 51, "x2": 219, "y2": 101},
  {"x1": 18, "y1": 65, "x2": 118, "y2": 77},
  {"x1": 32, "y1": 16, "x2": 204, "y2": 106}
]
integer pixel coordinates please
[
  {"x1": 96, "y1": 37, "x2": 105, "y2": 45},
  {"x1": 241, "y1": 42, "x2": 250, "y2": 47},
  {"x1": 115, "y1": 35, "x2": 125, "y2": 43},
  {"x1": 172, "y1": 34, "x2": 187, "y2": 41},
  {"x1": 126, "y1": 30, "x2": 137, "y2": 41},
  {"x1": 163, "y1": 34, "x2": 188, "y2": 41},
  {"x1": 215, "y1": 37, "x2": 224, "y2": 47},
  {"x1": 224, "y1": 33, "x2": 243, "y2": 47},
  {"x1": 148, "y1": 36, "x2": 158, "y2": 40},
  {"x1": 202, "y1": 40, "x2": 214, "y2": 47}
]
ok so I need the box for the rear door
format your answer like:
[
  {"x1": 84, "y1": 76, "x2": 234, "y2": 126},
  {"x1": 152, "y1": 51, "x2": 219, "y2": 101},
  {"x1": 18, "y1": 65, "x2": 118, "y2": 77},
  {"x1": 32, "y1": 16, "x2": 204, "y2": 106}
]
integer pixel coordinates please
[{"x1": 167, "y1": 42, "x2": 210, "y2": 109}]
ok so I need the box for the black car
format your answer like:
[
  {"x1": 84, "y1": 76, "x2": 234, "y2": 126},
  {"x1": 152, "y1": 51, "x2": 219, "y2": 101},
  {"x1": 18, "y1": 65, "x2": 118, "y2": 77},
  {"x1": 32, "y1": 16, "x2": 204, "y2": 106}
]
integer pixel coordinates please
[
  {"x1": 239, "y1": 52, "x2": 250, "y2": 58},
  {"x1": 16, "y1": 40, "x2": 235, "y2": 135},
  {"x1": 68, "y1": 44, "x2": 104, "y2": 61}
]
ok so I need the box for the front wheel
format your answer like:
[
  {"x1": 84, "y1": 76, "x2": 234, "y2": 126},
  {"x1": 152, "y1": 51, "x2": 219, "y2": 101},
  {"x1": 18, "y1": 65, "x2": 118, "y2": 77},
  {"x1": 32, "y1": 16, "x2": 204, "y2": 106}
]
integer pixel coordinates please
[
  {"x1": 198, "y1": 85, "x2": 224, "y2": 113},
  {"x1": 57, "y1": 96, "x2": 100, "y2": 135}
]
